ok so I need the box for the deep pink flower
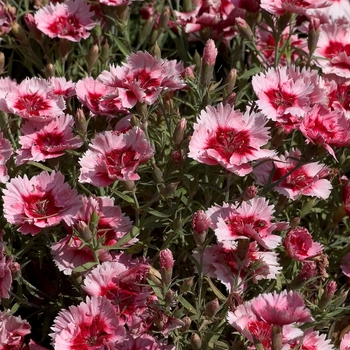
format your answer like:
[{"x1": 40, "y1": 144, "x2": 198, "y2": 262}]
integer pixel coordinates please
[
  {"x1": 6, "y1": 78, "x2": 65, "y2": 121},
  {"x1": 341, "y1": 331, "x2": 350, "y2": 350},
  {"x1": 299, "y1": 104, "x2": 350, "y2": 159},
  {"x1": 251, "y1": 290, "x2": 313, "y2": 326},
  {"x1": 193, "y1": 242, "x2": 281, "y2": 291},
  {"x1": 0, "y1": 131, "x2": 13, "y2": 184},
  {"x1": 50, "y1": 296, "x2": 126, "y2": 349},
  {"x1": 34, "y1": 0, "x2": 98, "y2": 42},
  {"x1": 260, "y1": 0, "x2": 330, "y2": 15},
  {"x1": 0, "y1": 311, "x2": 31, "y2": 349},
  {"x1": 83, "y1": 257, "x2": 155, "y2": 333},
  {"x1": 79, "y1": 127, "x2": 154, "y2": 186},
  {"x1": 16, "y1": 114, "x2": 83, "y2": 165},
  {"x1": 206, "y1": 198, "x2": 286, "y2": 249},
  {"x1": 3, "y1": 171, "x2": 81, "y2": 235},
  {"x1": 315, "y1": 21, "x2": 350, "y2": 78},
  {"x1": 284, "y1": 227, "x2": 323, "y2": 261},
  {"x1": 254, "y1": 149, "x2": 332, "y2": 200},
  {"x1": 188, "y1": 103, "x2": 275, "y2": 176}
]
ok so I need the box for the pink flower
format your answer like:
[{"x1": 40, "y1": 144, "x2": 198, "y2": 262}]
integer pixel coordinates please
[
  {"x1": 16, "y1": 114, "x2": 83, "y2": 165},
  {"x1": 3, "y1": 171, "x2": 81, "y2": 235},
  {"x1": 0, "y1": 242, "x2": 12, "y2": 299},
  {"x1": 341, "y1": 253, "x2": 350, "y2": 277},
  {"x1": 315, "y1": 22, "x2": 350, "y2": 78},
  {"x1": 115, "y1": 333, "x2": 175, "y2": 350},
  {"x1": 284, "y1": 227, "x2": 323, "y2": 261},
  {"x1": 188, "y1": 103, "x2": 275, "y2": 176},
  {"x1": 0, "y1": 311, "x2": 31, "y2": 349},
  {"x1": 0, "y1": 77, "x2": 17, "y2": 114},
  {"x1": 252, "y1": 66, "x2": 327, "y2": 129},
  {"x1": 286, "y1": 330, "x2": 334, "y2": 350},
  {"x1": 341, "y1": 331, "x2": 350, "y2": 350},
  {"x1": 49, "y1": 77, "x2": 76, "y2": 99},
  {"x1": 251, "y1": 290, "x2": 313, "y2": 326},
  {"x1": 83, "y1": 257, "x2": 155, "y2": 333},
  {"x1": 0, "y1": 2, "x2": 15, "y2": 35},
  {"x1": 0, "y1": 131, "x2": 13, "y2": 183},
  {"x1": 50, "y1": 296, "x2": 126, "y2": 349},
  {"x1": 193, "y1": 242, "x2": 281, "y2": 291},
  {"x1": 260, "y1": 0, "x2": 330, "y2": 15},
  {"x1": 6, "y1": 78, "x2": 65, "y2": 121},
  {"x1": 206, "y1": 198, "x2": 286, "y2": 249},
  {"x1": 299, "y1": 104, "x2": 350, "y2": 159},
  {"x1": 79, "y1": 127, "x2": 154, "y2": 186},
  {"x1": 34, "y1": 0, "x2": 98, "y2": 42},
  {"x1": 253, "y1": 149, "x2": 332, "y2": 200}
]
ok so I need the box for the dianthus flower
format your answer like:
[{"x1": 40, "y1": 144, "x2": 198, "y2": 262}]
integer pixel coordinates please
[
  {"x1": 34, "y1": 0, "x2": 98, "y2": 42},
  {"x1": 79, "y1": 127, "x2": 154, "y2": 186},
  {"x1": 284, "y1": 227, "x2": 323, "y2": 261},
  {"x1": 0, "y1": 77, "x2": 17, "y2": 114},
  {"x1": 97, "y1": 51, "x2": 186, "y2": 108},
  {"x1": 0, "y1": 2, "x2": 15, "y2": 36},
  {"x1": 193, "y1": 242, "x2": 281, "y2": 291},
  {"x1": 253, "y1": 149, "x2": 332, "y2": 200},
  {"x1": 299, "y1": 104, "x2": 350, "y2": 159},
  {"x1": 6, "y1": 78, "x2": 65, "y2": 121},
  {"x1": 260, "y1": 0, "x2": 330, "y2": 15},
  {"x1": 315, "y1": 21, "x2": 350, "y2": 78},
  {"x1": 83, "y1": 255, "x2": 155, "y2": 334},
  {"x1": 0, "y1": 132, "x2": 13, "y2": 184},
  {"x1": 188, "y1": 103, "x2": 275, "y2": 176},
  {"x1": 206, "y1": 197, "x2": 287, "y2": 249},
  {"x1": 51, "y1": 195, "x2": 133, "y2": 275},
  {"x1": 48, "y1": 77, "x2": 76, "y2": 99},
  {"x1": 341, "y1": 253, "x2": 350, "y2": 277},
  {"x1": 50, "y1": 296, "x2": 126, "y2": 349},
  {"x1": 341, "y1": 331, "x2": 350, "y2": 350},
  {"x1": 0, "y1": 241, "x2": 12, "y2": 299},
  {"x1": 16, "y1": 114, "x2": 83, "y2": 165},
  {"x1": 3, "y1": 171, "x2": 81, "y2": 235},
  {"x1": 115, "y1": 333, "x2": 175, "y2": 350},
  {"x1": 285, "y1": 330, "x2": 334, "y2": 350},
  {"x1": 0, "y1": 311, "x2": 31, "y2": 349}
]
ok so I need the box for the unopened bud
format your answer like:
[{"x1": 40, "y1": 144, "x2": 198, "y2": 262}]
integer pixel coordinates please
[
  {"x1": 319, "y1": 280, "x2": 337, "y2": 310},
  {"x1": 87, "y1": 44, "x2": 99, "y2": 73},
  {"x1": 24, "y1": 13, "x2": 42, "y2": 42},
  {"x1": 289, "y1": 261, "x2": 317, "y2": 290},
  {"x1": 179, "y1": 316, "x2": 191, "y2": 332},
  {"x1": 205, "y1": 298, "x2": 220, "y2": 317},
  {"x1": 158, "y1": 7, "x2": 170, "y2": 32},
  {"x1": 165, "y1": 289, "x2": 175, "y2": 305},
  {"x1": 76, "y1": 221, "x2": 93, "y2": 241},
  {"x1": 45, "y1": 63, "x2": 55, "y2": 78},
  {"x1": 101, "y1": 40, "x2": 110, "y2": 63},
  {"x1": 201, "y1": 39, "x2": 217, "y2": 86},
  {"x1": 89, "y1": 210, "x2": 100, "y2": 232},
  {"x1": 59, "y1": 38, "x2": 70, "y2": 62},
  {"x1": 11, "y1": 22, "x2": 27, "y2": 42},
  {"x1": 237, "y1": 238, "x2": 250, "y2": 262},
  {"x1": 123, "y1": 180, "x2": 135, "y2": 192},
  {"x1": 0, "y1": 52, "x2": 4, "y2": 75},
  {"x1": 75, "y1": 108, "x2": 88, "y2": 137},
  {"x1": 191, "y1": 334, "x2": 202, "y2": 350},
  {"x1": 181, "y1": 276, "x2": 194, "y2": 293},
  {"x1": 308, "y1": 17, "x2": 320, "y2": 54},
  {"x1": 224, "y1": 68, "x2": 237, "y2": 99},
  {"x1": 153, "y1": 164, "x2": 164, "y2": 183},
  {"x1": 159, "y1": 249, "x2": 174, "y2": 284},
  {"x1": 289, "y1": 217, "x2": 301, "y2": 229},
  {"x1": 151, "y1": 42, "x2": 161, "y2": 59},
  {"x1": 9, "y1": 262, "x2": 20, "y2": 279},
  {"x1": 192, "y1": 210, "x2": 210, "y2": 246},
  {"x1": 147, "y1": 266, "x2": 163, "y2": 286},
  {"x1": 160, "y1": 182, "x2": 179, "y2": 197},
  {"x1": 236, "y1": 17, "x2": 253, "y2": 41},
  {"x1": 116, "y1": 4, "x2": 129, "y2": 21},
  {"x1": 171, "y1": 150, "x2": 183, "y2": 164},
  {"x1": 241, "y1": 185, "x2": 258, "y2": 201},
  {"x1": 173, "y1": 118, "x2": 187, "y2": 148},
  {"x1": 193, "y1": 50, "x2": 201, "y2": 74}
]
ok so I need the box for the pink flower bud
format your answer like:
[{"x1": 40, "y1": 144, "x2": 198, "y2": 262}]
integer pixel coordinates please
[
  {"x1": 241, "y1": 185, "x2": 258, "y2": 201},
  {"x1": 201, "y1": 39, "x2": 217, "y2": 86},
  {"x1": 236, "y1": 17, "x2": 254, "y2": 40},
  {"x1": 192, "y1": 210, "x2": 210, "y2": 245},
  {"x1": 319, "y1": 280, "x2": 337, "y2": 310},
  {"x1": 190, "y1": 334, "x2": 202, "y2": 350},
  {"x1": 171, "y1": 150, "x2": 183, "y2": 164},
  {"x1": 139, "y1": 3, "x2": 155, "y2": 19},
  {"x1": 159, "y1": 249, "x2": 174, "y2": 284},
  {"x1": 299, "y1": 261, "x2": 317, "y2": 281},
  {"x1": 173, "y1": 118, "x2": 187, "y2": 148},
  {"x1": 179, "y1": 316, "x2": 191, "y2": 332},
  {"x1": 205, "y1": 298, "x2": 220, "y2": 317},
  {"x1": 9, "y1": 262, "x2": 20, "y2": 278},
  {"x1": 77, "y1": 221, "x2": 93, "y2": 242}
]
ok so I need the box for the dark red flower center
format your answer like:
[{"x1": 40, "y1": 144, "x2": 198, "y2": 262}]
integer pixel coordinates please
[
  {"x1": 105, "y1": 149, "x2": 139, "y2": 178},
  {"x1": 23, "y1": 191, "x2": 60, "y2": 220},
  {"x1": 49, "y1": 15, "x2": 81, "y2": 36},
  {"x1": 14, "y1": 93, "x2": 50, "y2": 117}
]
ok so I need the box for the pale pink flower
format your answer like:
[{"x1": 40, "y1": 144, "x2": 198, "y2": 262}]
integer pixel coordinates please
[
  {"x1": 252, "y1": 66, "x2": 327, "y2": 130},
  {"x1": 251, "y1": 290, "x2": 313, "y2": 326},
  {"x1": 341, "y1": 253, "x2": 350, "y2": 277},
  {"x1": 299, "y1": 104, "x2": 350, "y2": 159},
  {"x1": 34, "y1": 0, "x2": 98, "y2": 42},
  {"x1": 188, "y1": 103, "x2": 275, "y2": 176},
  {"x1": 0, "y1": 242, "x2": 12, "y2": 299},
  {"x1": 49, "y1": 77, "x2": 76, "y2": 99},
  {"x1": 0, "y1": 132, "x2": 13, "y2": 184},
  {"x1": 0, "y1": 311, "x2": 31, "y2": 349},
  {"x1": 115, "y1": 333, "x2": 174, "y2": 350},
  {"x1": 341, "y1": 331, "x2": 350, "y2": 350},
  {"x1": 16, "y1": 114, "x2": 83, "y2": 165},
  {"x1": 0, "y1": 77, "x2": 17, "y2": 114},
  {"x1": 76, "y1": 77, "x2": 127, "y2": 116},
  {"x1": 6, "y1": 78, "x2": 65, "y2": 121},
  {"x1": 284, "y1": 227, "x2": 323, "y2": 261},
  {"x1": 206, "y1": 198, "x2": 286, "y2": 249},
  {"x1": 79, "y1": 127, "x2": 154, "y2": 186},
  {"x1": 98, "y1": 51, "x2": 186, "y2": 108},
  {"x1": 227, "y1": 302, "x2": 303, "y2": 349},
  {"x1": 284, "y1": 330, "x2": 334, "y2": 350},
  {"x1": 260, "y1": 0, "x2": 330, "y2": 15},
  {"x1": 315, "y1": 22, "x2": 350, "y2": 78},
  {"x1": 50, "y1": 296, "x2": 126, "y2": 349},
  {"x1": 83, "y1": 257, "x2": 155, "y2": 333},
  {"x1": 3, "y1": 171, "x2": 81, "y2": 235},
  {"x1": 193, "y1": 242, "x2": 281, "y2": 291},
  {"x1": 254, "y1": 149, "x2": 332, "y2": 200},
  {"x1": 313, "y1": 0, "x2": 350, "y2": 21}
]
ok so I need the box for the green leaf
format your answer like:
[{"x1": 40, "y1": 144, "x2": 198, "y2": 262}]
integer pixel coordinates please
[
  {"x1": 238, "y1": 67, "x2": 263, "y2": 80},
  {"x1": 205, "y1": 277, "x2": 226, "y2": 301},
  {"x1": 26, "y1": 161, "x2": 53, "y2": 172},
  {"x1": 73, "y1": 261, "x2": 98, "y2": 273},
  {"x1": 177, "y1": 295, "x2": 198, "y2": 315},
  {"x1": 114, "y1": 37, "x2": 130, "y2": 56}
]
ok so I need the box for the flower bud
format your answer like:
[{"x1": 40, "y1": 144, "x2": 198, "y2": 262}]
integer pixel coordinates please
[
  {"x1": 201, "y1": 39, "x2": 217, "y2": 86},
  {"x1": 289, "y1": 261, "x2": 317, "y2": 289},
  {"x1": 123, "y1": 180, "x2": 135, "y2": 192},
  {"x1": 192, "y1": 210, "x2": 210, "y2": 246},
  {"x1": 86, "y1": 43, "x2": 99, "y2": 73},
  {"x1": 11, "y1": 22, "x2": 27, "y2": 42},
  {"x1": 241, "y1": 185, "x2": 258, "y2": 201},
  {"x1": 205, "y1": 298, "x2": 220, "y2": 317},
  {"x1": 236, "y1": 17, "x2": 253, "y2": 41},
  {"x1": 159, "y1": 249, "x2": 174, "y2": 284},
  {"x1": 9, "y1": 262, "x2": 20, "y2": 279},
  {"x1": 179, "y1": 316, "x2": 191, "y2": 332},
  {"x1": 191, "y1": 334, "x2": 202, "y2": 350},
  {"x1": 224, "y1": 68, "x2": 237, "y2": 99},
  {"x1": 101, "y1": 39, "x2": 110, "y2": 63},
  {"x1": 165, "y1": 289, "x2": 176, "y2": 305},
  {"x1": 171, "y1": 150, "x2": 183, "y2": 164},
  {"x1": 0, "y1": 52, "x2": 4, "y2": 75},
  {"x1": 140, "y1": 3, "x2": 155, "y2": 19},
  {"x1": 75, "y1": 108, "x2": 88, "y2": 138},
  {"x1": 173, "y1": 118, "x2": 187, "y2": 148},
  {"x1": 151, "y1": 42, "x2": 162, "y2": 59},
  {"x1": 308, "y1": 17, "x2": 320, "y2": 54},
  {"x1": 319, "y1": 280, "x2": 337, "y2": 310},
  {"x1": 158, "y1": 7, "x2": 170, "y2": 33},
  {"x1": 237, "y1": 238, "x2": 250, "y2": 261},
  {"x1": 24, "y1": 13, "x2": 42, "y2": 42},
  {"x1": 181, "y1": 276, "x2": 194, "y2": 293},
  {"x1": 77, "y1": 221, "x2": 93, "y2": 242},
  {"x1": 160, "y1": 182, "x2": 179, "y2": 197},
  {"x1": 153, "y1": 164, "x2": 164, "y2": 183},
  {"x1": 59, "y1": 38, "x2": 70, "y2": 62},
  {"x1": 89, "y1": 210, "x2": 100, "y2": 232},
  {"x1": 147, "y1": 266, "x2": 163, "y2": 286},
  {"x1": 45, "y1": 63, "x2": 55, "y2": 78}
]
